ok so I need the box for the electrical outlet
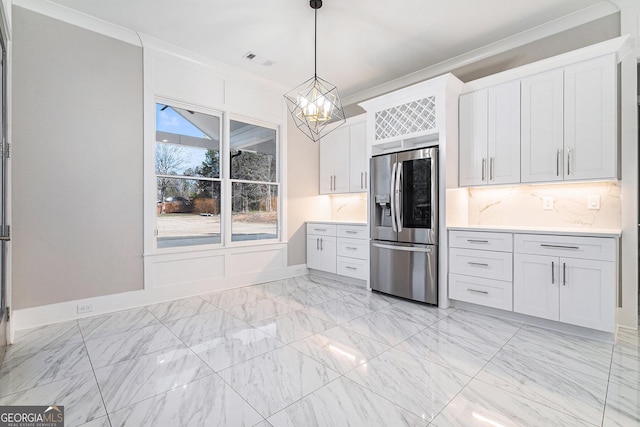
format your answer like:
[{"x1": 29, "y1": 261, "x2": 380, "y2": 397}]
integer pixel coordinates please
[
  {"x1": 77, "y1": 304, "x2": 93, "y2": 314},
  {"x1": 542, "y1": 196, "x2": 554, "y2": 210},
  {"x1": 588, "y1": 195, "x2": 601, "y2": 210}
]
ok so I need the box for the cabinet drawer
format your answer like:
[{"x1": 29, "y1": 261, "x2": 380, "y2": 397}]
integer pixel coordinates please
[
  {"x1": 307, "y1": 223, "x2": 337, "y2": 237},
  {"x1": 449, "y1": 273, "x2": 513, "y2": 311},
  {"x1": 337, "y1": 224, "x2": 368, "y2": 239},
  {"x1": 337, "y1": 256, "x2": 368, "y2": 280},
  {"x1": 514, "y1": 234, "x2": 615, "y2": 262},
  {"x1": 337, "y1": 238, "x2": 368, "y2": 260},
  {"x1": 449, "y1": 248, "x2": 512, "y2": 281},
  {"x1": 449, "y1": 231, "x2": 513, "y2": 252}
]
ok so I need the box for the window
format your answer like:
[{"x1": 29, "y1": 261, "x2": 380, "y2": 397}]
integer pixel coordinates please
[
  {"x1": 154, "y1": 104, "x2": 280, "y2": 249},
  {"x1": 155, "y1": 104, "x2": 222, "y2": 248},
  {"x1": 230, "y1": 119, "x2": 279, "y2": 242}
]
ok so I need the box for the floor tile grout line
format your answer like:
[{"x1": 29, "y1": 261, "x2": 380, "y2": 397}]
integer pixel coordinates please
[
  {"x1": 599, "y1": 340, "x2": 617, "y2": 426},
  {"x1": 426, "y1": 321, "x2": 526, "y2": 423},
  {"x1": 77, "y1": 319, "x2": 114, "y2": 427},
  {"x1": 468, "y1": 322, "x2": 606, "y2": 426}
]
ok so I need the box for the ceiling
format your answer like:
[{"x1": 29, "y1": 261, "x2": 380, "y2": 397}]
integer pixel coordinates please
[{"x1": 47, "y1": 0, "x2": 620, "y2": 105}]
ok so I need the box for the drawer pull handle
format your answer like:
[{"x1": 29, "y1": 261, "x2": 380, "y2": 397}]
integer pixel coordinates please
[
  {"x1": 346, "y1": 247, "x2": 358, "y2": 250},
  {"x1": 345, "y1": 266, "x2": 357, "y2": 270},
  {"x1": 467, "y1": 239, "x2": 489, "y2": 244},
  {"x1": 467, "y1": 262, "x2": 489, "y2": 267},
  {"x1": 345, "y1": 231, "x2": 358, "y2": 234},
  {"x1": 467, "y1": 288, "x2": 489, "y2": 295},
  {"x1": 540, "y1": 244, "x2": 579, "y2": 250},
  {"x1": 314, "y1": 228, "x2": 327, "y2": 232}
]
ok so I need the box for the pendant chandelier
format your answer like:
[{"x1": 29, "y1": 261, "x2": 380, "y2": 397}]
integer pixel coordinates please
[{"x1": 284, "y1": 0, "x2": 346, "y2": 142}]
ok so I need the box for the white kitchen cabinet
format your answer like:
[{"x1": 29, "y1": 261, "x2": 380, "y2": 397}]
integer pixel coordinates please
[
  {"x1": 348, "y1": 122, "x2": 368, "y2": 192},
  {"x1": 458, "y1": 90, "x2": 488, "y2": 186},
  {"x1": 307, "y1": 222, "x2": 368, "y2": 280},
  {"x1": 448, "y1": 230, "x2": 513, "y2": 311},
  {"x1": 320, "y1": 118, "x2": 367, "y2": 194},
  {"x1": 513, "y1": 234, "x2": 616, "y2": 332},
  {"x1": 307, "y1": 223, "x2": 337, "y2": 273},
  {"x1": 459, "y1": 81, "x2": 520, "y2": 187},
  {"x1": 521, "y1": 55, "x2": 617, "y2": 183},
  {"x1": 513, "y1": 253, "x2": 560, "y2": 321},
  {"x1": 319, "y1": 127, "x2": 350, "y2": 194},
  {"x1": 564, "y1": 54, "x2": 617, "y2": 181},
  {"x1": 521, "y1": 68, "x2": 564, "y2": 183}
]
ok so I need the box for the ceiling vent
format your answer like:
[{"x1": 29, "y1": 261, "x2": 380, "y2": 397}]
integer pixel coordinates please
[{"x1": 243, "y1": 52, "x2": 273, "y2": 67}]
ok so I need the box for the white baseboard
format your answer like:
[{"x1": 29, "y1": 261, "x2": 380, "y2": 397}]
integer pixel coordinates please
[
  {"x1": 450, "y1": 300, "x2": 615, "y2": 343},
  {"x1": 10, "y1": 264, "x2": 308, "y2": 340}
]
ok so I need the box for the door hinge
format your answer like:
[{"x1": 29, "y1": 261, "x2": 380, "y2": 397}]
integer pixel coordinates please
[
  {"x1": 154, "y1": 229, "x2": 158, "y2": 237},
  {"x1": 0, "y1": 225, "x2": 10, "y2": 241},
  {"x1": 5, "y1": 307, "x2": 9, "y2": 321},
  {"x1": 1, "y1": 142, "x2": 10, "y2": 158}
]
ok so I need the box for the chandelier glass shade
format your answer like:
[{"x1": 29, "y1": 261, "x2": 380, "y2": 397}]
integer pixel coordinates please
[{"x1": 284, "y1": 0, "x2": 345, "y2": 142}]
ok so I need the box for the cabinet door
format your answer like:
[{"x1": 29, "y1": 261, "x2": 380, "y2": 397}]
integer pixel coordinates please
[
  {"x1": 564, "y1": 54, "x2": 617, "y2": 180},
  {"x1": 513, "y1": 253, "x2": 559, "y2": 321},
  {"x1": 349, "y1": 122, "x2": 367, "y2": 192},
  {"x1": 487, "y1": 81, "x2": 521, "y2": 185},
  {"x1": 332, "y1": 127, "x2": 350, "y2": 193},
  {"x1": 306, "y1": 235, "x2": 337, "y2": 273},
  {"x1": 459, "y1": 90, "x2": 488, "y2": 186},
  {"x1": 319, "y1": 135, "x2": 334, "y2": 194},
  {"x1": 307, "y1": 235, "x2": 323, "y2": 270},
  {"x1": 521, "y1": 69, "x2": 564, "y2": 183},
  {"x1": 559, "y1": 258, "x2": 615, "y2": 332}
]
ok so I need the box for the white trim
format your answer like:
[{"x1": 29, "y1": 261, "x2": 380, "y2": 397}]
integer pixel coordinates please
[
  {"x1": 451, "y1": 300, "x2": 615, "y2": 342},
  {"x1": 343, "y1": 1, "x2": 620, "y2": 106},
  {"x1": 13, "y1": 0, "x2": 141, "y2": 46},
  {"x1": 461, "y1": 36, "x2": 631, "y2": 93},
  {"x1": 12, "y1": 264, "x2": 309, "y2": 333}
]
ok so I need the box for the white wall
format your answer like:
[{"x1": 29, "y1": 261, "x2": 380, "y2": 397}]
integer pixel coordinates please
[{"x1": 12, "y1": 6, "x2": 144, "y2": 309}]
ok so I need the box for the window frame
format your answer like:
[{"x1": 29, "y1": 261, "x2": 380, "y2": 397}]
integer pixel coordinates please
[
  {"x1": 151, "y1": 99, "x2": 282, "y2": 253},
  {"x1": 226, "y1": 113, "x2": 281, "y2": 247},
  {"x1": 153, "y1": 98, "x2": 225, "y2": 252}
]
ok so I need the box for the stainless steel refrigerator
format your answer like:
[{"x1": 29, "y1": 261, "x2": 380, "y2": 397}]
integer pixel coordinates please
[{"x1": 370, "y1": 147, "x2": 438, "y2": 305}]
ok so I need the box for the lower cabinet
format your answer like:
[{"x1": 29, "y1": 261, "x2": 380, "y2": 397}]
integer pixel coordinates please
[
  {"x1": 448, "y1": 229, "x2": 618, "y2": 333},
  {"x1": 307, "y1": 234, "x2": 337, "y2": 273},
  {"x1": 307, "y1": 222, "x2": 368, "y2": 280},
  {"x1": 513, "y1": 234, "x2": 616, "y2": 332}
]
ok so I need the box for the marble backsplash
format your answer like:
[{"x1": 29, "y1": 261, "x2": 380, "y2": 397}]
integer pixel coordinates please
[
  {"x1": 330, "y1": 194, "x2": 368, "y2": 222},
  {"x1": 466, "y1": 181, "x2": 621, "y2": 229}
]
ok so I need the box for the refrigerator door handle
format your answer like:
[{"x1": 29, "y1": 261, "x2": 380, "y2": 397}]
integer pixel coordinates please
[
  {"x1": 390, "y1": 162, "x2": 398, "y2": 232},
  {"x1": 371, "y1": 243, "x2": 432, "y2": 253},
  {"x1": 395, "y1": 161, "x2": 403, "y2": 232}
]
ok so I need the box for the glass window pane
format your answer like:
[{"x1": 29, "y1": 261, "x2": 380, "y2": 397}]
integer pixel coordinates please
[
  {"x1": 230, "y1": 120, "x2": 276, "y2": 182},
  {"x1": 156, "y1": 104, "x2": 220, "y2": 178},
  {"x1": 231, "y1": 183, "x2": 278, "y2": 242},
  {"x1": 157, "y1": 177, "x2": 221, "y2": 248}
]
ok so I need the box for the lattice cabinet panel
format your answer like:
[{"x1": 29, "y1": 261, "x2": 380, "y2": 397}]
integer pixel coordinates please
[{"x1": 374, "y1": 96, "x2": 436, "y2": 141}]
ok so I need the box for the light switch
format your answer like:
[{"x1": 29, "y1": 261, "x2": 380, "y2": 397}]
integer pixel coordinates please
[
  {"x1": 588, "y1": 195, "x2": 601, "y2": 210},
  {"x1": 542, "y1": 196, "x2": 553, "y2": 210}
]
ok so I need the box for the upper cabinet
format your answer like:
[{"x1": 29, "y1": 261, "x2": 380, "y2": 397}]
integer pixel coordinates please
[
  {"x1": 459, "y1": 81, "x2": 520, "y2": 186},
  {"x1": 563, "y1": 55, "x2": 617, "y2": 181},
  {"x1": 461, "y1": 50, "x2": 619, "y2": 187},
  {"x1": 521, "y1": 55, "x2": 617, "y2": 183},
  {"x1": 348, "y1": 122, "x2": 368, "y2": 192},
  {"x1": 320, "y1": 126, "x2": 350, "y2": 194},
  {"x1": 319, "y1": 116, "x2": 368, "y2": 195},
  {"x1": 521, "y1": 69, "x2": 564, "y2": 182}
]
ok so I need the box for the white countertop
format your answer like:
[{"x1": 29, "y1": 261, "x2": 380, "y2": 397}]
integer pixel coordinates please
[
  {"x1": 307, "y1": 220, "x2": 367, "y2": 226},
  {"x1": 447, "y1": 225, "x2": 621, "y2": 238}
]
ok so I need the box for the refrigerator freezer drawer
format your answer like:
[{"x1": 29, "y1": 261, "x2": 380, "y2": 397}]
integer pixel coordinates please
[{"x1": 370, "y1": 241, "x2": 438, "y2": 305}]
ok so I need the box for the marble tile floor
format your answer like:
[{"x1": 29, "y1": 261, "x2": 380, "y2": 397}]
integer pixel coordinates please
[{"x1": 0, "y1": 274, "x2": 639, "y2": 426}]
